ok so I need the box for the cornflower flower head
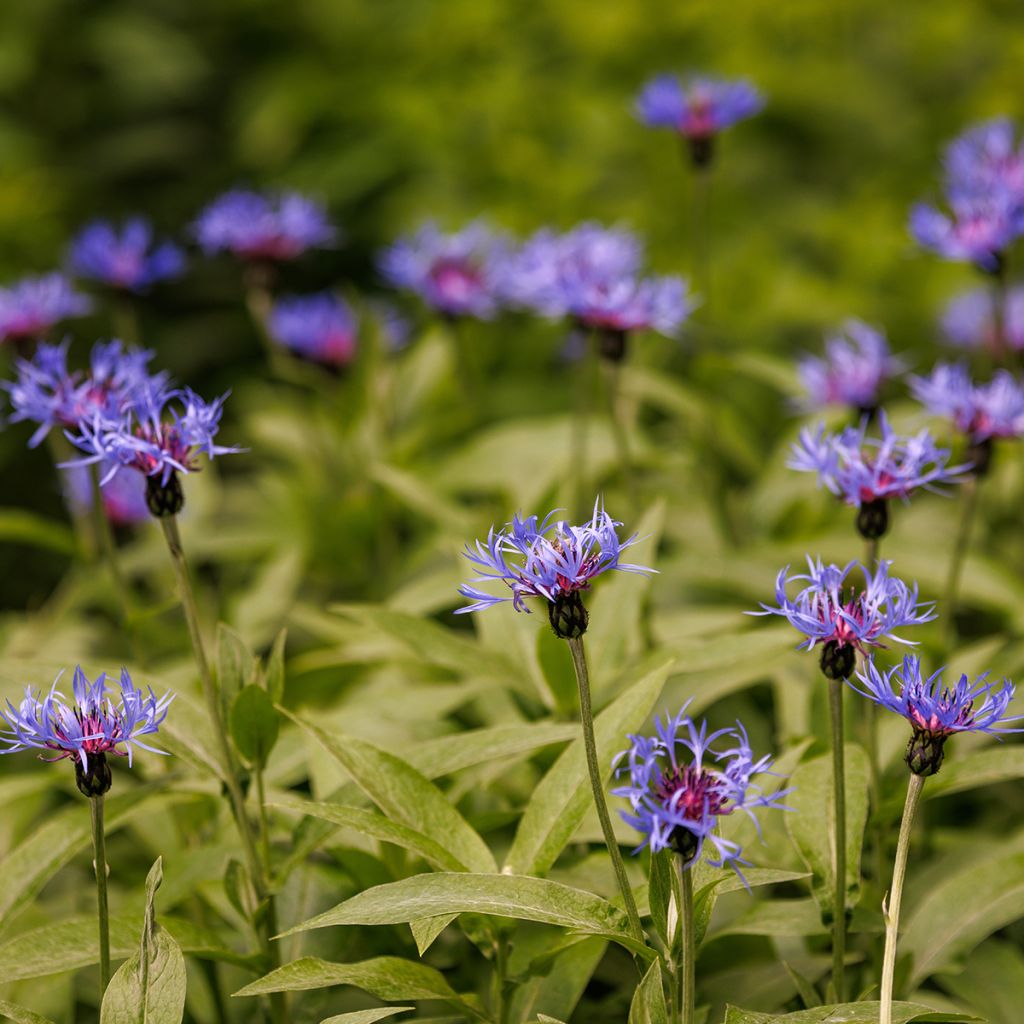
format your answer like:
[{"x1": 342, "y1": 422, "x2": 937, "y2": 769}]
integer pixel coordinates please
[
  {"x1": 63, "y1": 462, "x2": 150, "y2": 528},
  {"x1": 851, "y1": 654, "x2": 1022, "y2": 776},
  {"x1": 63, "y1": 381, "x2": 241, "y2": 518},
  {"x1": 752, "y1": 556, "x2": 935, "y2": 681},
  {"x1": 797, "y1": 319, "x2": 903, "y2": 415},
  {"x1": 0, "y1": 666, "x2": 172, "y2": 796},
  {"x1": 614, "y1": 706, "x2": 788, "y2": 873},
  {"x1": 910, "y1": 193, "x2": 1024, "y2": 273},
  {"x1": 943, "y1": 118, "x2": 1024, "y2": 204},
  {"x1": 194, "y1": 189, "x2": 336, "y2": 262},
  {"x1": 3, "y1": 338, "x2": 165, "y2": 448},
  {"x1": 942, "y1": 286, "x2": 1024, "y2": 353},
  {"x1": 0, "y1": 273, "x2": 91, "y2": 346},
  {"x1": 788, "y1": 411, "x2": 966, "y2": 539},
  {"x1": 268, "y1": 292, "x2": 358, "y2": 368},
  {"x1": 455, "y1": 499, "x2": 654, "y2": 638},
  {"x1": 379, "y1": 220, "x2": 508, "y2": 319},
  {"x1": 635, "y1": 73, "x2": 764, "y2": 166},
  {"x1": 69, "y1": 218, "x2": 186, "y2": 292}
]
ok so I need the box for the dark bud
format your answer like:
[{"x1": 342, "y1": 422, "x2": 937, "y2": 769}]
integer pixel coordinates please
[
  {"x1": 146, "y1": 472, "x2": 185, "y2": 518},
  {"x1": 967, "y1": 437, "x2": 994, "y2": 479},
  {"x1": 597, "y1": 328, "x2": 628, "y2": 364},
  {"x1": 856, "y1": 498, "x2": 889, "y2": 540},
  {"x1": 905, "y1": 729, "x2": 947, "y2": 777},
  {"x1": 75, "y1": 752, "x2": 112, "y2": 798},
  {"x1": 855, "y1": 403, "x2": 879, "y2": 425},
  {"x1": 549, "y1": 591, "x2": 589, "y2": 639},
  {"x1": 820, "y1": 640, "x2": 856, "y2": 681},
  {"x1": 669, "y1": 826, "x2": 700, "y2": 865},
  {"x1": 687, "y1": 134, "x2": 715, "y2": 169}
]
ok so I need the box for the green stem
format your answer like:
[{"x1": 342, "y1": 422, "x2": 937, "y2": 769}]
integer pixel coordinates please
[
  {"x1": 492, "y1": 936, "x2": 508, "y2": 1024},
  {"x1": 864, "y1": 537, "x2": 879, "y2": 571},
  {"x1": 669, "y1": 854, "x2": 683, "y2": 1024},
  {"x1": 565, "y1": 636, "x2": 645, "y2": 944},
  {"x1": 255, "y1": 765, "x2": 273, "y2": 882},
  {"x1": 572, "y1": 330, "x2": 599, "y2": 519},
  {"x1": 602, "y1": 358, "x2": 638, "y2": 515},
  {"x1": 112, "y1": 297, "x2": 140, "y2": 347},
  {"x1": 827, "y1": 676, "x2": 847, "y2": 1001},
  {"x1": 691, "y1": 164, "x2": 713, "y2": 340},
  {"x1": 991, "y1": 261, "x2": 1008, "y2": 362},
  {"x1": 943, "y1": 474, "x2": 979, "y2": 649},
  {"x1": 91, "y1": 795, "x2": 111, "y2": 995},
  {"x1": 880, "y1": 773, "x2": 925, "y2": 1024},
  {"x1": 679, "y1": 861, "x2": 696, "y2": 1024}
]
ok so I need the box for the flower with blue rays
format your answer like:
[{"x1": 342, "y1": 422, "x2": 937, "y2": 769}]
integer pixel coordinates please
[
  {"x1": 64, "y1": 381, "x2": 241, "y2": 518},
  {"x1": 379, "y1": 220, "x2": 508, "y2": 320},
  {"x1": 455, "y1": 499, "x2": 653, "y2": 638},
  {"x1": 910, "y1": 194, "x2": 1024, "y2": 273},
  {"x1": 943, "y1": 118, "x2": 1024, "y2": 203},
  {"x1": 789, "y1": 411, "x2": 966, "y2": 539},
  {"x1": 63, "y1": 462, "x2": 149, "y2": 528},
  {"x1": 753, "y1": 556, "x2": 935, "y2": 680},
  {"x1": 69, "y1": 218, "x2": 186, "y2": 293},
  {"x1": 194, "y1": 189, "x2": 336, "y2": 262},
  {"x1": 635, "y1": 73, "x2": 764, "y2": 166},
  {"x1": 269, "y1": 292, "x2": 358, "y2": 367},
  {"x1": 614, "y1": 706, "x2": 788, "y2": 872},
  {"x1": 942, "y1": 285, "x2": 1024, "y2": 353},
  {"x1": 0, "y1": 666, "x2": 172, "y2": 796},
  {"x1": 3, "y1": 338, "x2": 165, "y2": 448},
  {"x1": 0, "y1": 273, "x2": 91, "y2": 346},
  {"x1": 797, "y1": 319, "x2": 903, "y2": 415},
  {"x1": 851, "y1": 654, "x2": 1022, "y2": 776}
]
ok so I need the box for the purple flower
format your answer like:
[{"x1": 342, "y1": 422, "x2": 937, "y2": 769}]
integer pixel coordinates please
[
  {"x1": 63, "y1": 462, "x2": 150, "y2": 528},
  {"x1": 455, "y1": 500, "x2": 653, "y2": 637},
  {"x1": 0, "y1": 666, "x2": 172, "y2": 794},
  {"x1": 379, "y1": 220, "x2": 508, "y2": 319},
  {"x1": 910, "y1": 195, "x2": 1024, "y2": 272},
  {"x1": 69, "y1": 218, "x2": 186, "y2": 292},
  {"x1": 752, "y1": 557, "x2": 934, "y2": 679},
  {"x1": 0, "y1": 274, "x2": 91, "y2": 345},
  {"x1": 941, "y1": 286, "x2": 1024, "y2": 353},
  {"x1": 194, "y1": 189, "x2": 336, "y2": 262},
  {"x1": 269, "y1": 293, "x2": 357, "y2": 367},
  {"x1": 797, "y1": 319, "x2": 903, "y2": 413},
  {"x1": 635, "y1": 73, "x2": 764, "y2": 141},
  {"x1": 851, "y1": 654, "x2": 1022, "y2": 775},
  {"x1": 3, "y1": 339, "x2": 166, "y2": 448},
  {"x1": 943, "y1": 118, "x2": 1024, "y2": 203},
  {"x1": 910, "y1": 363, "x2": 1024, "y2": 443},
  {"x1": 614, "y1": 706, "x2": 788, "y2": 873}
]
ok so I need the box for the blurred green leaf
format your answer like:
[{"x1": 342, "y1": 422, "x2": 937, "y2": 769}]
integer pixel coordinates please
[
  {"x1": 628, "y1": 959, "x2": 668, "y2": 1024},
  {"x1": 723, "y1": 1002, "x2": 981, "y2": 1022},
  {"x1": 229, "y1": 684, "x2": 280, "y2": 766},
  {"x1": 0, "y1": 509, "x2": 75, "y2": 556},
  {"x1": 319, "y1": 1011, "x2": 414, "y2": 1024},
  {"x1": 0, "y1": 1000, "x2": 57, "y2": 1024}
]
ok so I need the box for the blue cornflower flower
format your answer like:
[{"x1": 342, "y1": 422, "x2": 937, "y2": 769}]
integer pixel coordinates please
[
  {"x1": 63, "y1": 381, "x2": 241, "y2": 517},
  {"x1": 63, "y1": 461, "x2": 149, "y2": 528},
  {"x1": 614, "y1": 705, "x2": 788, "y2": 872},
  {"x1": 910, "y1": 363, "x2": 1024, "y2": 446},
  {"x1": 194, "y1": 189, "x2": 336, "y2": 262},
  {"x1": 943, "y1": 118, "x2": 1024, "y2": 204},
  {"x1": 268, "y1": 292, "x2": 358, "y2": 367},
  {"x1": 942, "y1": 286, "x2": 1024, "y2": 353},
  {"x1": 455, "y1": 499, "x2": 654, "y2": 638},
  {"x1": 851, "y1": 654, "x2": 1022, "y2": 775},
  {"x1": 752, "y1": 556, "x2": 935, "y2": 680},
  {"x1": 910, "y1": 194, "x2": 1024, "y2": 273},
  {"x1": 635, "y1": 73, "x2": 764, "y2": 166},
  {"x1": 797, "y1": 319, "x2": 903, "y2": 414},
  {"x1": 0, "y1": 666, "x2": 172, "y2": 796},
  {"x1": 0, "y1": 273, "x2": 91, "y2": 346},
  {"x1": 789, "y1": 411, "x2": 966, "y2": 539},
  {"x1": 379, "y1": 220, "x2": 509, "y2": 319},
  {"x1": 69, "y1": 218, "x2": 186, "y2": 292},
  {"x1": 3, "y1": 338, "x2": 165, "y2": 448}
]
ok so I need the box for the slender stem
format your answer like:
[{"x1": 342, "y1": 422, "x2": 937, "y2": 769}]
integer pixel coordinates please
[
  {"x1": 827, "y1": 677, "x2": 847, "y2": 1001},
  {"x1": 255, "y1": 765, "x2": 273, "y2": 881},
  {"x1": 943, "y1": 475, "x2": 979, "y2": 648},
  {"x1": 669, "y1": 855, "x2": 683, "y2": 1024},
  {"x1": 45, "y1": 432, "x2": 94, "y2": 559},
  {"x1": 991, "y1": 262, "x2": 1008, "y2": 362},
  {"x1": 112, "y1": 297, "x2": 140, "y2": 347},
  {"x1": 492, "y1": 937, "x2": 508, "y2": 1024},
  {"x1": 90, "y1": 795, "x2": 111, "y2": 994},
  {"x1": 565, "y1": 636, "x2": 645, "y2": 943},
  {"x1": 88, "y1": 465, "x2": 126, "y2": 591},
  {"x1": 692, "y1": 164, "x2": 713, "y2": 336},
  {"x1": 864, "y1": 538, "x2": 879, "y2": 571},
  {"x1": 880, "y1": 773, "x2": 926, "y2": 1024},
  {"x1": 602, "y1": 359, "x2": 637, "y2": 515},
  {"x1": 572, "y1": 331, "x2": 598, "y2": 519},
  {"x1": 679, "y1": 862, "x2": 696, "y2": 1024}
]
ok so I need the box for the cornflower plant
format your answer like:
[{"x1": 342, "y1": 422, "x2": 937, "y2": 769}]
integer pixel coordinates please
[
  {"x1": 615, "y1": 707, "x2": 789, "y2": 1024},
  {"x1": 753, "y1": 557, "x2": 934, "y2": 999},
  {"x1": 0, "y1": 666, "x2": 172, "y2": 996},
  {"x1": 268, "y1": 292, "x2": 358, "y2": 369},
  {"x1": 69, "y1": 218, "x2": 186, "y2": 294},
  {"x1": 848, "y1": 655, "x2": 1022, "y2": 1024},
  {"x1": 457, "y1": 499, "x2": 654, "y2": 943},
  {"x1": 0, "y1": 273, "x2": 91, "y2": 350}
]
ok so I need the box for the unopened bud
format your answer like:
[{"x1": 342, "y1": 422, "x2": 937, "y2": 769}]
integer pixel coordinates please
[
  {"x1": 820, "y1": 640, "x2": 856, "y2": 681},
  {"x1": 549, "y1": 591, "x2": 589, "y2": 639},
  {"x1": 856, "y1": 497, "x2": 889, "y2": 540},
  {"x1": 75, "y1": 752, "x2": 112, "y2": 797},
  {"x1": 146, "y1": 472, "x2": 185, "y2": 518}
]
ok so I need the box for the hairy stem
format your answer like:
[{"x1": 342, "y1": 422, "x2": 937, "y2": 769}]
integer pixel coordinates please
[
  {"x1": 90, "y1": 795, "x2": 111, "y2": 995},
  {"x1": 827, "y1": 676, "x2": 847, "y2": 1001},
  {"x1": 880, "y1": 773, "x2": 925, "y2": 1024}
]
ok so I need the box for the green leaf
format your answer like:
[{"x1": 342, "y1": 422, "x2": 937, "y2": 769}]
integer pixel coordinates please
[
  {"x1": 229, "y1": 685, "x2": 280, "y2": 766},
  {"x1": 408, "y1": 915, "x2": 455, "y2": 955},
  {"x1": 936, "y1": 937, "x2": 1024, "y2": 1024},
  {"x1": 100, "y1": 858, "x2": 187, "y2": 1024},
  {"x1": 913, "y1": 745, "x2": 1024, "y2": 806},
  {"x1": 319, "y1": 1011, "x2": 414, "y2": 1024},
  {"x1": 0, "y1": 1000, "x2": 58, "y2": 1024},
  {"x1": 264, "y1": 627, "x2": 287, "y2": 703},
  {"x1": 647, "y1": 848, "x2": 675, "y2": 950},
  {"x1": 0, "y1": 508, "x2": 75, "y2": 555},
  {"x1": 505, "y1": 656, "x2": 673, "y2": 875},
  {"x1": 785, "y1": 745, "x2": 870, "y2": 918},
  {"x1": 282, "y1": 710, "x2": 496, "y2": 873},
  {"x1": 709, "y1": 898, "x2": 826, "y2": 938},
  {"x1": 628, "y1": 959, "x2": 668, "y2": 1024},
  {"x1": 722, "y1": 1002, "x2": 981, "y2": 1022},
  {"x1": 508, "y1": 936, "x2": 606, "y2": 1024},
  {"x1": 216, "y1": 623, "x2": 254, "y2": 720},
  {"x1": 535, "y1": 628, "x2": 579, "y2": 715}
]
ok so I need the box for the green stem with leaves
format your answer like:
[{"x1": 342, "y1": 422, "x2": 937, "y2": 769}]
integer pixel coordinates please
[
  {"x1": 678, "y1": 861, "x2": 696, "y2": 1024},
  {"x1": 880, "y1": 773, "x2": 925, "y2": 1024},
  {"x1": 565, "y1": 635, "x2": 645, "y2": 944},
  {"x1": 827, "y1": 676, "x2": 847, "y2": 1001},
  {"x1": 90, "y1": 795, "x2": 111, "y2": 995},
  {"x1": 943, "y1": 474, "x2": 979, "y2": 649}
]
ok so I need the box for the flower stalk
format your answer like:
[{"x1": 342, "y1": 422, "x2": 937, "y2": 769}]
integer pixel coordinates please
[
  {"x1": 827, "y1": 675, "x2": 847, "y2": 1001},
  {"x1": 943, "y1": 474, "x2": 979, "y2": 648},
  {"x1": 90, "y1": 794, "x2": 111, "y2": 994},
  {"x1": 678, "y1": 860, "x2": 696, "y2": 1024}
]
